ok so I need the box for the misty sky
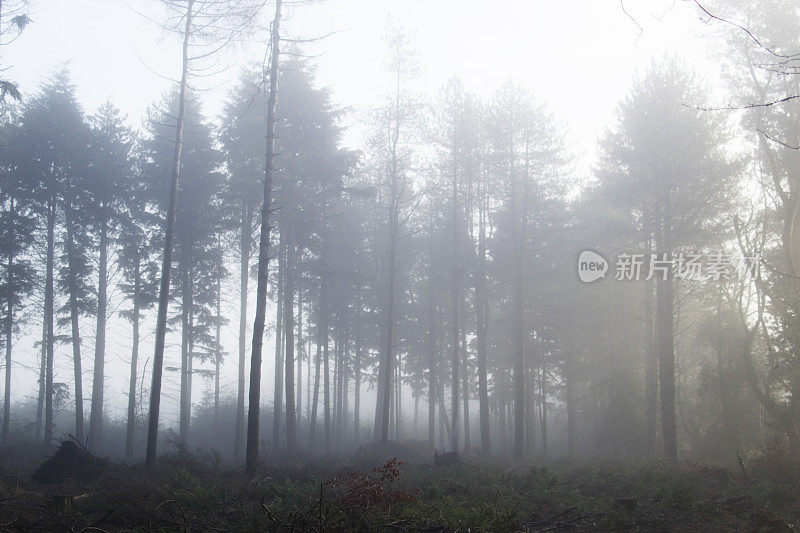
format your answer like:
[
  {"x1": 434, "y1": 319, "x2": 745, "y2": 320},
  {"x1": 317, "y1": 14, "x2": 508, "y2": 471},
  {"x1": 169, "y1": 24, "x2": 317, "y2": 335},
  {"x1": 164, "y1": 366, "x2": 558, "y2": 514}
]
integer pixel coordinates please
[
  {"x1": 6, "y1": 1, "x2": 716, "y2": 162},
  {"x1": 3, "y1": 0, "x2": 724, "y2": 427}
]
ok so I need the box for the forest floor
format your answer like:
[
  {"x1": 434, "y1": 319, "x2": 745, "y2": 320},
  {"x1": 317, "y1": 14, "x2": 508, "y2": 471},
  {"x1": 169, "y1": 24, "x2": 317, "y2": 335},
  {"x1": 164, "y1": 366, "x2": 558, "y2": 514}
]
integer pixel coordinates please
[{"x1": 0, "y1": 440, "x2": 798, "y2": 531}]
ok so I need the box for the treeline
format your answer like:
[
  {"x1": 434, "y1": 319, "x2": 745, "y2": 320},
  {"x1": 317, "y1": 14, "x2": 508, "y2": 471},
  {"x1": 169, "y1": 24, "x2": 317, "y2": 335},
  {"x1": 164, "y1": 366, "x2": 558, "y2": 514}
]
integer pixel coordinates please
[{"x1": 1, "y1": 0, "x2": 800, "y2": 467}]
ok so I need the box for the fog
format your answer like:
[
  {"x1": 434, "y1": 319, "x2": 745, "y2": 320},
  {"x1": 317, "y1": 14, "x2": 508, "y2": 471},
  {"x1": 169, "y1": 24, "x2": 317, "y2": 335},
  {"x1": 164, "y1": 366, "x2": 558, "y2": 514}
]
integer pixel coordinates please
[{"x1": 0, "y1": 0, "x2": 795, "y2": 473}]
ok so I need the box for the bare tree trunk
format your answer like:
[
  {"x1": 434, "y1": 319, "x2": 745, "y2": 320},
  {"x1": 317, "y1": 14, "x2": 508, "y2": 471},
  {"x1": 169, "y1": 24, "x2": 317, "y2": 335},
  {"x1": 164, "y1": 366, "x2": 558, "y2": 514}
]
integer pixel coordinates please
[
  {"x1": 354, "y1": 346, "x2": 361, "y2": 444},
  {"x1": 2, "y1": 196, "x2": 13, "y2": 444},
  {"x1": 296, "y1": 292, "x2": 303, "y2": 433},
  {"x1": 322, "y1": 275, "x2": 331, "y2": 453},
  {"x1": 245, "y1": 0, "x2": 282, "y2": 477},
  {"x1": 565, "y1": 356, "x2": 575, "y2": 457},
  {"x1": 125, "y1": 252, "x2": 140, "y2": 463},
  {"x1": 354, "y1": 289, "x2": 361, "y2": 444},
  {"x1": 44, "y1": 198, "x2": 55, "y2": 445},
  {"x1": 476, "y1": 194, "x2": 490, "y2": 455},
  {"x1": 272, "y1": 233, "x2": 285, "y2": 446},
  {"x1": 335, "y1": 310, "x2": 344, "y2": 447},
  {"x1": 451, "y1": 162, "x2": 459, "y2": 453},
  {"x1": 36, "y1": 315, "x2": 45, "y2": 441},
  {"x1": 179, "y1": 264, "x2": 191, "y2": 444},
  {"x1": 395, "y1": 357, "x2": 401, "y2": 439},
  {"x1": 65, "y1": 206, "x2": 85, "y2": 443},
  {"x1": 2, "y1": 248, "x2": 10, "y2": 444},
  {"x1": 644, "y1": 263, "x2": 657, "y2": 457},
  {"x1": 377, "y1": 65, "x2": 401, "y2": 450},
  {"x1": 308, "y1": 277, "x2": 323, "y2": 446},
  {"x1": 388, "y1": 363, "x2": 395, "y2": 440},
  {"x1": 306, "y1": 321, "x2": 311, "y2": 424},
  {"x1": 461, "y1": 321, "x2": 469, "y2": 450},
  {"x1": 657, "y1": 197, "x2": 677, "y2": 463},
  {"x1": 413, "y1": 393, "x2": 419, "y2": 437},
  {"x1": 525, "y1": 356, "x2": 536, "y2": 456},
  {"x1": 438, "y1": 396, "x2": 445, "y2": 448},
  {"x1": 215, "y1": 237, "x2": 222, "y2": 435},
  {"x1": 374, "y1": 332, "x2": 385, "y2": 440},
  {"x1": 342, "y1": 354, "x2": 349, "y2": 445},
  {"x1": 187, "y1": 294, "x2": 194, "y2": 440},
  {"x1": 146, "y1": 0, "x2": 194, "y2": 468},
  {"x1": 284, "y1": 242, "x2": 297, "y2": 452},
  {"x1": 88, "y1": 214, "x2": 107, "y2": 450},
  {"x1": 512, "y1": 169, "x2": 525, "y2": 460},
  {"x1": 498, "y1": 403, "x2": 506, "y2": 453},
  {"x1": 427, "y1": 270, "x2": 436, "y2": 447},
  {"x1": 234, "y1": 203, "x2": 251, "y2": 462},
  {"x1": 539, "y1": 357, "x2": 547, "y2": 457},
  {"x1": 332, "y1": 325, "x2": 338, "y2": 441},
  {"x1": 439, "y1": 386, "x2": 453, "y2": 448}
]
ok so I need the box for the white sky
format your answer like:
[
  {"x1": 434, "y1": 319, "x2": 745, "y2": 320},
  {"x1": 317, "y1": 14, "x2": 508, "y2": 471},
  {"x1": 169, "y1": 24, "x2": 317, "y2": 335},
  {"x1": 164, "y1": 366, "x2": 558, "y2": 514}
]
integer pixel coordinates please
[
  {"x1": 2, "y1": 0, "x2": 727, "y2": 440},
  {"x1": 5, "y1": 0, "x2": 716, "y2": 160}
]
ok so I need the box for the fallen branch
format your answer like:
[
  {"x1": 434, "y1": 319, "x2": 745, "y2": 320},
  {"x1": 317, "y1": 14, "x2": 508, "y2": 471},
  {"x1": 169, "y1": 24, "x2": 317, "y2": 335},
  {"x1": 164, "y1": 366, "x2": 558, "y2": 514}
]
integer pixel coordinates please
[{"x1": 155, "y1": 499, "x2": 188, "y2": 533}]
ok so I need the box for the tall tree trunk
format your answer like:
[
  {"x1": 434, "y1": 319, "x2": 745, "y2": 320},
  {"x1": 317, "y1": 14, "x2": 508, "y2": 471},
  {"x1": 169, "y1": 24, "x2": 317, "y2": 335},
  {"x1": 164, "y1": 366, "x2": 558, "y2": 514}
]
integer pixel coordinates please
[
  {"x1": 388, "y1": 363, "x2": 395, "y2": 439},
  {"x1": 539, "y1": 357, "x2": 547, "y2": 457},
  {"x1": 644, "y1": 262, "x2": 657, "y2": 457},
  {"x1": 179, "y1": 263, "x2": 191, "y2": 444},
  {"x1": 438, "y1": 396, "x2": 445, "y2": 448},
  {"x1": 498, "y1": 403, "x2": 506, "y2": 452},
  {"x1": 125, "y1": 252, "x2": 141, "y2": 463},
  {"x1": 413, "y1": 393, "x2": 419, "y2": 436},
  {"x1": 525, "y1": 354, "x2": 536, "y2": 456},
  {"x1": 234, "y1": 203, "x2": 251, "y2": 461},
  {"x1": 451, "y1": 161, "x2": 460, "y2": 453},
  {"x1": 335, "y1": 310, "x2": 344, "y2": 447},
  {"x1": 187, "y1": 292, "x2": 194, "y2": 439},
  {"x1": 306, "y1": 322, "x2": 311, "y2": 425},
  {"x1": 65, "y1": 206, "x2": 85, "y2": 443},
  {"x1": 565, "y1": 355, "x2": 575, "y2": 457},
  {"x1": 657, "y1": 197, "x2": 677, "y2": 462},
  {"x1": 43, "y1": 198, "x2": 56, "y2": 445},
  {"x1": 322, "y1": 275, "x2": 331, "y2": 453},
  {"x1": 333, "y1": 325, "x2": 339, "y2": 443},
  {"x1": 44, "y1": 198, "x2": 55, "y2": 445},
  {"x1": 36, "y1": 314, "x2": 45, "y2": 441},
  {"x1": 512, "y1": 167, "x2": 525, "y2": 460},
  {"x1": 476, "y1": 195, "x2": 490, "y2": 455},
  {"x1": 461, "y1": 320, "x2": 470, "y2": 450},
  {"x1": 296, "y1": 292, "x2": 303, "y2": 433},
  {"x1": 342, "y1": 354, "x2": 349, "y2": 445},
  {"x1": 2, "y1": 196, "x2": 13, "y2": 444},
  {"x1": 377, "y1": 64, "x2": 401, "y2": 449},
  {"x1": 308, "y1": 277, "x2": 323, "y2": 446},
  {"x1": 215, "y1": 237, "x2": 222, "y2": 435},
  {"x1": 354, "y1": 289, "x2": 361, "y2": 444},
  {"x1": 88, "y1": 214, "x2": 107, "y2": 450},
  {"x1": 439, "y1": 385, "x2": 454, "y2": 448},
  {"x1": 427, "y1": 270, "x2": 437, "y2": 447},
  {"x1": 146, "y1": 0, "x2": 194, "y2": 468},
  {"x1": 374, "y1": 330, "x2": 385, "y2": 439},
  {"x1": 284, "y1": 242, "x2": 297, "y2": 452},
  {"x1": 272, "y1": 232, "x2": 285, "y2": 446},
  {"x1": 245, "y1": 0, "x2": 282, "y2": 477},
  {"x1": 395, "y1": 357, "x2": 401, "y2": 439}
]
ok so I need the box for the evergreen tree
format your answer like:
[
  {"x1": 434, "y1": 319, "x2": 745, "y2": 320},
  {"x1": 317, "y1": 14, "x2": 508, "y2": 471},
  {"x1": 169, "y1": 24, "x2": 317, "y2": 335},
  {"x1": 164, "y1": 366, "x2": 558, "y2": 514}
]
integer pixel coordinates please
[
  {"x1": 595, "y1": 58, "x2": 736, "y2": 461},
  {"x1": 0, "y1": 103, "x2": 36, "y2": 442},
  {"x1": 143, "y1": 89, "x2": 224, "y2": 446},
  {"x1": 15, "y1": 70, "x2": 90, "y2": 444}
]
